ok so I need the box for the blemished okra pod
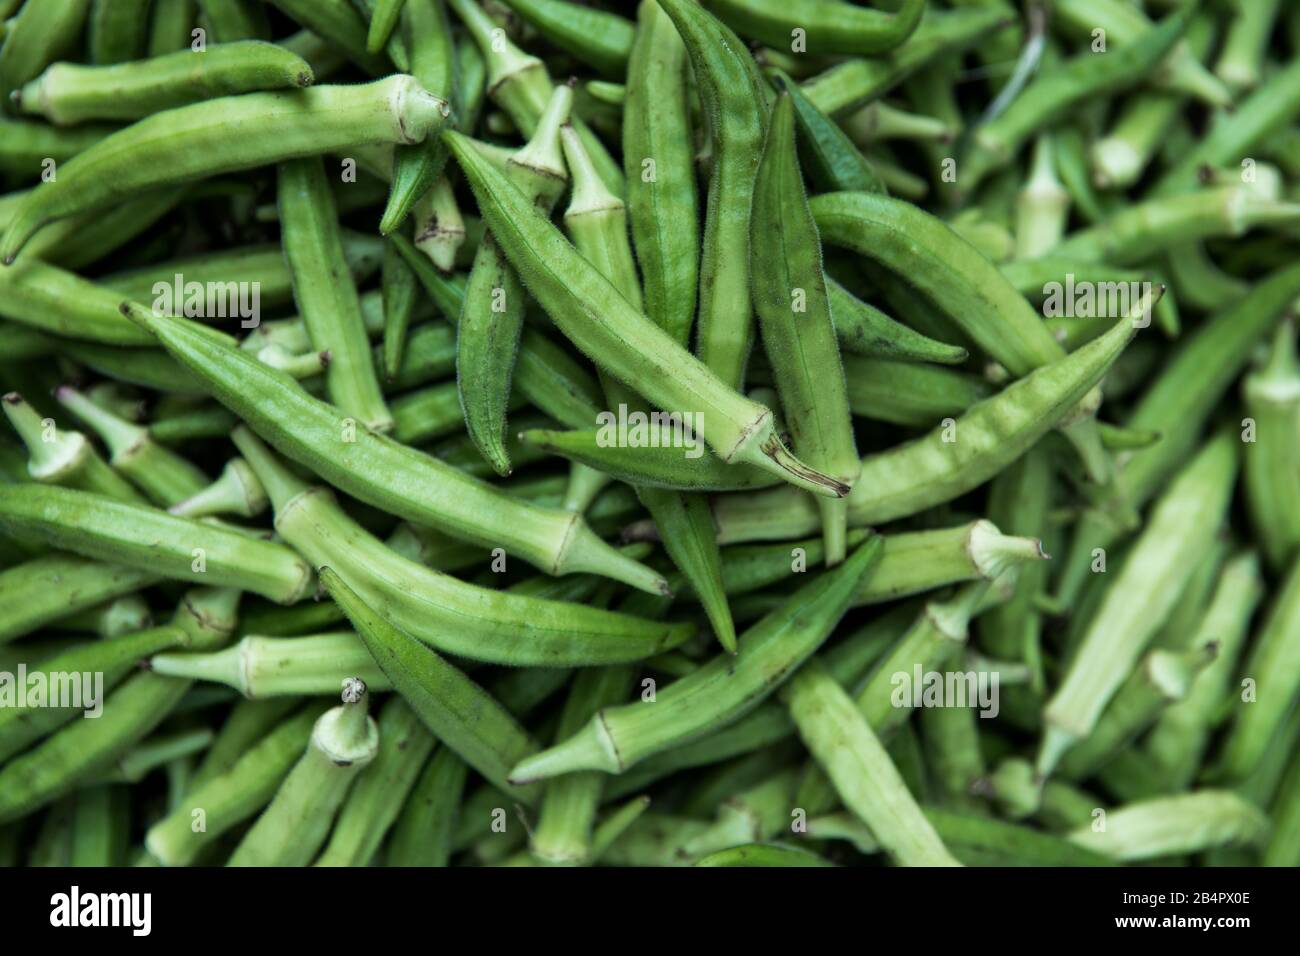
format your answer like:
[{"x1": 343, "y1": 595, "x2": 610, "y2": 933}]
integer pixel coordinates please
[
  {"x1": 1241, "y1": 321, "x2": 1300, "y2": 571},
  {"x1": 704, "y1": 0, "x2": 923, "y2": 56},
  {"x1": 1, "y1": 76, "x2": 451, "y2": 262},
  {"x1": 315, "y1": 696, "x2": 436, "y2": 867},
  {"x1": 624, "y1": 0, "x2": 698, "y2": 349},
  {"x1": 781, "y1": 659, "x2": 960, "y2": 867},
  {"x1": 0, "y1": 483, "x2": 314, "y2": 604},
  {"x1": 507, "y1": 535, "x2": 882, "y2": 783},
  {"x1": 446, "y1": 131, "x2": 848, "y2": 499},
  {"x1": 1039, "y1": 430, "x2": 1239, "y2": 780},
  {"x1": 16, "y1": 41, "x2": 314, "y2": 125},
  {"x1": 144, "y1": 704, "x2": 323, "y2": 866},
  {"x1": 0, "y1": 624, "x2": 188, "y2": 764},
  {"x1": 0, "y1": 554, "x2": 158, "y2": 645},
  {"x1": 227, "y1": 686, "x2": 380, "y2": 866},
  {"x1": 131, "y1": 309, "x2": 668, "y2": 593},
  {"x1": 234, "y1": 426, "x2": 689, "y2": 666},
  {"x1": 751, "y1": 92, "x2": 860, "y2": 562},
  {"x1": 319, "y1": 567, "x2": 541, "y2": 806},
  {"x1": 279, "y1": 155, "x2": 393, "y2": 433},
  {"x1": 150, "y1": 632, "x2": 389, "y2": 697},
  {"x1": 656, "y1": 0, "x2": 766, "y2": 392}
]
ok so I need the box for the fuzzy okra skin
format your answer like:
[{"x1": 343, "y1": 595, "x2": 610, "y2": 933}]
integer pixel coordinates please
[
  {"x1": 128, "y1": 307, "x2": 668, "y2": 594},
  {"x1": 705, "y1": 0, "x2": 924, "y2": 56},
  {"x1": 16, "y1": 40, "x2": 314, "y2": 125},
  {"x1": 751, "y1": 93, "x2": 860, "y2": 562},
  {"x1": 1, "y1": 76, "x2": 451, "y2": 263},
  {"x1": 508, "y1": 535, "x2": 881, "y2": 783},
  {"x1": 320, "y1": 568, "x2": 541, "y2": 805},
  {"x1": 445, "y1": 131, "x2": 847, "y2": 500}
]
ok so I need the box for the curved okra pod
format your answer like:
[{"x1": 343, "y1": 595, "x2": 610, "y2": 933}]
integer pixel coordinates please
[
  {"x1": 445, "y1": 131, "x2": 849, "y2": 499},
  {"x1": 458, "y1": 87, "x2": 571, "y2": 475},
  {"x1": 1, "y1": 76, "x2": 451, "y2": 263},
  {"x1": 0, "y1": 624, "x2": 189, "y2": 764},
  {"x1": 3, "y1": 393, "x2": 147, "y2": 503},
  {"x1": 1038, "y1": 430, "x2": 1239, "y2": 780},
  {"x1": 800, "y1": 8, "x2": 1013, "y2": 118},
  {"x1": 751, "y1": 93, "x2": 859, "y2": 562},
  {"x1": 624, "y1": 0, "x2": 699, "y2": 349},
  {"x1": 0, "y1": 483, "x2": 314, "y2": 604},
  {"x1": 507, "y1": 535, "x2": 882, "y2": 783},
  {"x1": 498, "y1": 0, "x2": 634, "y2": 78},
  {"x1": 129, "y1": 308, "x2": 669, "y2": 593},
  {"x1": 704, "y1": 0, "x2": 923, "y2": 56},
  {"x1": 0, "y1": 0, "x2": 92, "y2": 108},
  {"x1": 1241, "y1": 321, "x2": 1300, "y2": 571},
  {"x1": 959, "y1": 5, "x2": 1193, "y2": 194},
  {"x1": 656, "y1": 0, "x2": 766, "y2": 392},
  {"x1": 234, "y1": 426, "x2": 689, "y2": 665},
  {"x1": 560, "y1": 119, "x2": 735, "y2": 653},
  {"x1": 379, "y1": 0, "x2": 455, "y2": 235},
  {"x1": 227, "y1": 685, "x2": 380, "y2": 866},
  {"x1": 279, "y1": 155, "x2": 394, "y2": 433},
  {"x1": 319, "y1": 567, "x2": 541, "y2": 805},
  {"x1": 16, "y1": 40, "x2": 314, "y2": 125},
  {"x1": 388, "y1": 746, "x2": 468, "y2": 867},
  {"x1": 1055, "y1": 263, "x2": 1300, "y2": 605},
  {"x1": 780, "y1": 658, "x2": 961, "y2": 867},
  {"x1": 1067, "y1": 791, "x2": 1269, "y2": 863},
  {"x1": 144, "y1": 703, "x2": 324, "y2": 866},
  {"x1": 842, "y1": 312, "x2": 1139, "y2": 527},
  {"x1": 169, "y1": 457, "x2": 267, "y2": 519},
  {"x1": 769, "y1": 69, "x2": 886, "y2": 196},
  {"x1": 315, "y1": 696, "x2": 437, "y2": 867},
  {"x1": 53, "y1": 386, "x2": 209, "y2": 507},
  {"x1": 150, "y1": 632, "x2": 389, "y2": 697}
]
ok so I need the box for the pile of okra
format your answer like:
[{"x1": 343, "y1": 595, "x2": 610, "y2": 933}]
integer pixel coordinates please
[{"x1": 0, "y1": 0, "x2": 1297, "y2": 869}]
